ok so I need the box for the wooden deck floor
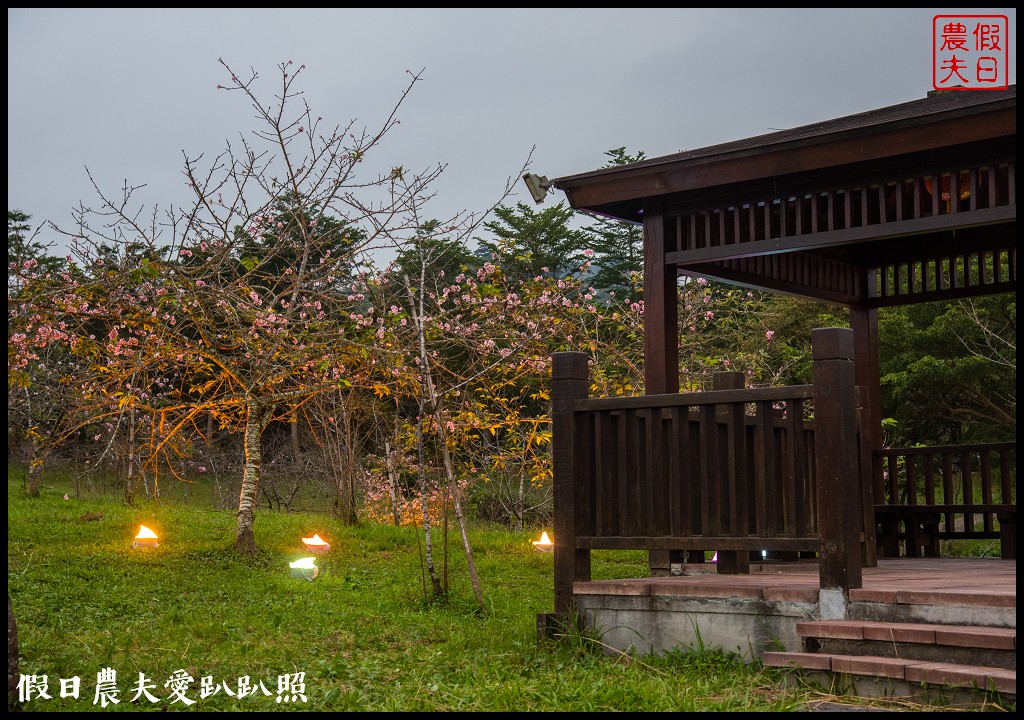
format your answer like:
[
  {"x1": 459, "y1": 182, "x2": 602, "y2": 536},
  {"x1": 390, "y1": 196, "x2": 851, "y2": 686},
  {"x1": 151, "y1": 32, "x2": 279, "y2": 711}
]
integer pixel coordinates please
[
  {"x1": 569, "y1": 557, "x2": 1015, "y2": 665},
  {"x1": 573, "y1": 557, "x2": 1016, "y2": 610}
]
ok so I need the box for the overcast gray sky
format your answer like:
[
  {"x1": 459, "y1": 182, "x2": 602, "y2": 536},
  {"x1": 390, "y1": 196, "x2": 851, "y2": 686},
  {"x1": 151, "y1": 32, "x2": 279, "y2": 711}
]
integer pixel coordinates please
[{"x1": 8, "y1": 8, "x2": 1017, "y2": 263}]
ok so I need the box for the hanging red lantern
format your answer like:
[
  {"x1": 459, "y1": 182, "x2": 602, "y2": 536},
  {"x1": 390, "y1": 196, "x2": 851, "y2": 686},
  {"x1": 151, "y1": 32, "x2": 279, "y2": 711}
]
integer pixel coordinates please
[{"x1": 924, "y1": 172, "x2": 977, "y2": 202}]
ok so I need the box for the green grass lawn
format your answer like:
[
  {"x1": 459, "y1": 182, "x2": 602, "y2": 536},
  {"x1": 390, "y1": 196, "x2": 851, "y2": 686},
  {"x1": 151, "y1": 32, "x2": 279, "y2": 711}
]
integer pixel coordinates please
[{"x1": 6, "y1": 466, "x2": 995, "y2": 712}]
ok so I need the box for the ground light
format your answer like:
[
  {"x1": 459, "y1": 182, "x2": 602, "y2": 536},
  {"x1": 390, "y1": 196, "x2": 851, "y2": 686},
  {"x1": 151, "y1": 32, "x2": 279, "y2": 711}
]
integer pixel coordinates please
[
  {"x1": 301, "y1": 533, "x2": 331, "y2": 554},
  {"x1": 289, "y1": 557, "x2": 319, "y2": 581},
  {"x1": 132, "y1": 525, "x2": 159, "y2": 549},
  {"x1": 532, "y1": 531, "x2": 553, "y2": 552}
]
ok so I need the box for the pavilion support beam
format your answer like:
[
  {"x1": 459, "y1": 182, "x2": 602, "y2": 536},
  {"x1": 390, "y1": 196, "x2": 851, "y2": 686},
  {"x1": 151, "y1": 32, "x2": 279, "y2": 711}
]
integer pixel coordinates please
[
  {"x1": 850, "y1": 297, "x2": 880, "y2": 567},
  {"x1": 643, "y1": 203, "x2": 678, "y2": 395},
  {"x1": 643, "y1": 204, "x2": 692, "y2": 573},
  {"x1": 812, "y1": 328, "x2": 863, "y2": 598}
]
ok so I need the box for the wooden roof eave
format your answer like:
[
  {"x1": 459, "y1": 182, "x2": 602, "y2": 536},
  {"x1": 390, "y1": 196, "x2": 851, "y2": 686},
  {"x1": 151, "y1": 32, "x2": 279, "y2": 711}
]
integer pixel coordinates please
[
  {"x1": 552, "y1": 90, "x2": 1016, "y2": 224},
  {"x1": 665, "y1": 204, "x2": 1016, "y2": 268},
  {"x1": 676, "y1": 217, "x2": 1017, "y2": 309}
]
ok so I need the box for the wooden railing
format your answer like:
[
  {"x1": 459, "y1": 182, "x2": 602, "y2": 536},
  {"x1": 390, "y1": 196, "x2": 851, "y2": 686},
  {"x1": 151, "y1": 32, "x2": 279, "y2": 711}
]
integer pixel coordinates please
[
  {"x1": 548, "y1": 327, "x2": 1016, "y2": 618},
  {"x1": 873, "y1": 442, "x2": 1017, "y2": 559},
  {"x1": 550, "y1": 328, "x2": 865, "y2": 615},
  {"x1": 568, "y1": 384, "x2": 819, "y2": 553}
]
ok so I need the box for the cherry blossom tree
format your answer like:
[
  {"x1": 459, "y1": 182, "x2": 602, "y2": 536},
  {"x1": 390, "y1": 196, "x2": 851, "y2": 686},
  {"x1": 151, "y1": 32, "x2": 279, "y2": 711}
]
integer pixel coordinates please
[
  {"x1": 11, "y1": 60, "x2": 455, "y2": 553},
  {"x1": 358, "y1": 206, "x2": 651, "y2": 607}
]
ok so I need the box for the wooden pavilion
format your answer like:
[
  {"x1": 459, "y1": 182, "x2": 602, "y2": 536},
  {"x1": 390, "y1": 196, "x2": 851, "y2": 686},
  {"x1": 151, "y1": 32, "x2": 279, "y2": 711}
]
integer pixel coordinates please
[{"x1": 542, "y1": 86, "x2": 1016, "y2": 623}]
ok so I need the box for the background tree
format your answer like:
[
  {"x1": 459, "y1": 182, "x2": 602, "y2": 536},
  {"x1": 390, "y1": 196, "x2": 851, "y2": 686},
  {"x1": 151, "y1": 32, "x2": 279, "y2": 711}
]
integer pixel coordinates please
[
  {"x1": 475, "y1": 201, "x2": 589, "y2": 281},
  {"x1": 8, "y1": 211, "x2": 94, "y2": 497},
  {"x1": 676, "y1": 280, "x2": 849, "y2": 391},
  {"x1": 879, "y1": 295, "x2": 1016, "y2": 446},
  {"x1": 581, "y1": 148, "x2": 646, "y2": 301},
  {"x1": 8, "y1": 210, "x2": 63, "y2": 293},
  {"x1": 390, "y1": 221, "x2": 481, "y2": 288}
]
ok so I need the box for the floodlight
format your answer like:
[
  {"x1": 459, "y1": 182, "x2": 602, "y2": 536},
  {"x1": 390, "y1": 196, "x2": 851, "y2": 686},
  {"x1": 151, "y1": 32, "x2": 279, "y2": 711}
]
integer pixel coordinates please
[{"x1": 522, "y1": 173, "x2": 552, "y2": 204}]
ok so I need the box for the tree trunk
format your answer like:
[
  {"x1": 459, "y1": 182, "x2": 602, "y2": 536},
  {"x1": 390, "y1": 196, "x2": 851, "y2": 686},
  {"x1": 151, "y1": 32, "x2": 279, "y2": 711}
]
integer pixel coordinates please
[
  {"x1": 7, "y1": 595, "x2": 17, "y2": 710},
  {"x1": 124, "y1": 408, "x2": 137, "y2": 504},
  {"x1": 432, "y1": 406, "x2": 485, "y2": 611},
  {"x1": 325, "y1": 397, "x2": 360, "y2": 525},
  {"x1": 382, "y1": 434, "x2": 402, "y2": 527},
  {"x1": 27, "y1": 462, "x2": 41, "y2": 498},
  {"x1": 515, "y1": 470, "x2": 526, "y2": 532},
  {"x1": 289, "y1": 406, "x2": 301, "y2": 463},
  {"x1": 405, "y1": 271, "x2": 484, "y2": 611},
  {"x1": 372, "y1": 407, "x2": 405, "y2": 527},
  {"x1": 339, "y1": 404, "x2": 359, "y2": 525},
  {"x1": 27, "y1": 442, "x2": 44, "y2": 497},
  {"x1": 416, "y1": 412, "x2": 444, "y2": 597},
  {"x1": 236, "y1": 400, "x2": 269, "y2": 554}
]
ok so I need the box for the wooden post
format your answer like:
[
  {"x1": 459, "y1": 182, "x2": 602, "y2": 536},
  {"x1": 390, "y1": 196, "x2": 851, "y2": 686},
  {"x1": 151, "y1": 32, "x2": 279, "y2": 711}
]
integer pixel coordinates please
[
  {"x1": 850, "y1": 304, "x2": 880, "y2": 567},
  {"x1": 812, "y1": 328, "x2": 863, "y2": 593},
  {"x1": 713, "y1": 371, "x2": 750, "y2": 574},
  {"x1": 550, "y1": 352, "x2": 591, "y2": 618},
  {"x1": 642, "y1": 203, "x2": 681, "y2": 575}
]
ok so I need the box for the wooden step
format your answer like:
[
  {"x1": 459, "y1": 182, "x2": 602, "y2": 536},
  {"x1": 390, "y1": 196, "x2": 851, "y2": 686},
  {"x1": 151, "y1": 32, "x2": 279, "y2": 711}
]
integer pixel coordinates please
[
  {"x1": 764, "y1": 619, "x2": 1016, "y2": 704},
  {"x1": 762, "y1": 651, "x2": 1016, "y2": 698},
  {"x1": 795, "y1": 620, "x2": 1015, "y2": 648},
  {"x1": 794, "y1": 620, "x2": 1016, "y2": 670}
]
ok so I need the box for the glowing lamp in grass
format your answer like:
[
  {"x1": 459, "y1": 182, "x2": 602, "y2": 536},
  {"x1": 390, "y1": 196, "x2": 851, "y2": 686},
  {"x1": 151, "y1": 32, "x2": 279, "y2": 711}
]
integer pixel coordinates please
[
  {"x1": 301, "y1": 533, "x2": 331, "y2": 554},
  {"x1": 532, "y1": 531, "x2": 553, "y2": 553},
  {"x1": 133, "y1": 525, "x2": 159, "y2": 549},
  {"x1": 289, "y1": 557, "x2": 319, "y2": 581}
]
